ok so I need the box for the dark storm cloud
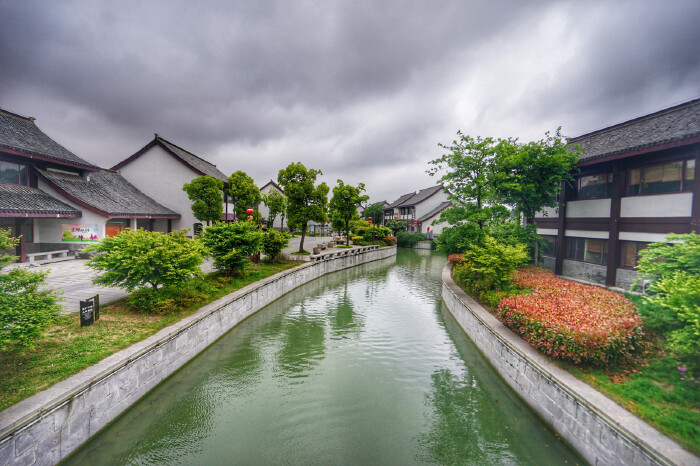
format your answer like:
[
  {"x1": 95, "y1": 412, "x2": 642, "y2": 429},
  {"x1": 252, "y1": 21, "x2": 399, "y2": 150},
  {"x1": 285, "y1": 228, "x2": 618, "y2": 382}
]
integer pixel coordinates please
[{"x1": 1, "y1": 0, "x2": 699, "y2": 202}]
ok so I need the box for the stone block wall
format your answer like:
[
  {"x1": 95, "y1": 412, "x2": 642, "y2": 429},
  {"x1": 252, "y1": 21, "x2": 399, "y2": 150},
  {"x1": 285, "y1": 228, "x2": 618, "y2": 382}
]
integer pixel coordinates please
[
  {"x1": 0, "y1": 246, "x2": 397, "y2": 465},
  {"x1": 441, "y1": 266, "x2": 698, "y2": 466}
]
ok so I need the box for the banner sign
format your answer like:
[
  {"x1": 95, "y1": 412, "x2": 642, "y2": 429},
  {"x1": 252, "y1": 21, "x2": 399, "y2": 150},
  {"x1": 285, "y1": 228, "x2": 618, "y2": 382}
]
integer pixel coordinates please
[{"x1": 62, "y1": 224, "x2": 99, "y2": 242}]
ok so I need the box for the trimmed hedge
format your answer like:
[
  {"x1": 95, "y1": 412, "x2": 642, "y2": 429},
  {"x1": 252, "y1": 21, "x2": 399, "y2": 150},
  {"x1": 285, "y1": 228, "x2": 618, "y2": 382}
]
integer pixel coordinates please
[{"x1": 498, "y1": 268, "x2": 642, "y2": 365}]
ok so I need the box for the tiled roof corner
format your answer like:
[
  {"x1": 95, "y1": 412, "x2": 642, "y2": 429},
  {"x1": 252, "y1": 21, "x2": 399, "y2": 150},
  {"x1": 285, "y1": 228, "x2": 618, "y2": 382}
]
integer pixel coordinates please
[
  {"x1": 0, "y1": 184, "x2": 81, "y2": 217},
  {"x1": 0, "y1": 108, "x2": 100, "y2": 170},
  {"x1": 38, "y1": 169, "x2": 180, "y2": 218},
  {"x1": 568, "y1": 98, "x2": 700, "y2": 161},
  {"x1": 156, "y1": 136, "x2": 228, "y2": 181},
  {"x1": 418, "y1": 201, "x2": 452, "y2": 223}
]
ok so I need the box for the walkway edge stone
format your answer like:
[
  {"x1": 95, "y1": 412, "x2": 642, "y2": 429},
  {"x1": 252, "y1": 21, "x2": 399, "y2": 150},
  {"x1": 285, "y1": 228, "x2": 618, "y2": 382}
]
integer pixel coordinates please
[
  {"x1": 0, "y1": 246, "x2": 397, "y2": 465},
  {"x1": 441, "y1": 265, "x2": 699, "y2": 466}
]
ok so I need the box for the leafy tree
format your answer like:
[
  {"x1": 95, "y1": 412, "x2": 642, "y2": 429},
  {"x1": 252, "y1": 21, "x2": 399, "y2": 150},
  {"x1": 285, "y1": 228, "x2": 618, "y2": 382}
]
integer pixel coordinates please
[
  {"x1": 262, "y1": 190, "x2": 287, "y2": 228},
  {"x1": 0, "y1": 228, "x2": 18, "y2": 269},
  {"x1": 363, "y1": 202, "x2": 384, "y2": 225},
  {"x1": 0, "y1": 228, "x2": 61, "y2": 348},
  {"x1": 330, "y1": 180, "x2": 369, "y2": 242},
  {"x1": 200, "y1": 221, "x2": 262, "y2": 275},
  {"x1": 227, "y1": 170, "x2": 262, "y2": 221},
  {"x1": 261, "y1": 228, "x2": 290, "y2": 261},
  {"x1": 277, "y1": 162, "x2": 329, "y2": 253},
  {"x1": 384, "y1": 219, "x2": 407, "y2": 236},
  {"x1": 636, "y1": 233, "x2": 700, "y2": 279},
  {"x1": 0, "y1": 269, "x2": 61, "y2": 348},
  {"x1": 86, "y1": 229, "x2": 205, "y2": 292},
  {"x1": 493, "y1": 129, "x2": 579, "y2": 218},
  {"x1": 430, "y1": 130, "x2": 578, "y2": 253},
  {"x1": 182, "y1": 175, "x2": 224, "y2": 226}
]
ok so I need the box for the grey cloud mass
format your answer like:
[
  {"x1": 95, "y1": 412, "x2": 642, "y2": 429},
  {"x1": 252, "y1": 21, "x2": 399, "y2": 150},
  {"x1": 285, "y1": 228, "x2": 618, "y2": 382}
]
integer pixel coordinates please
[{"x1": 1, "y1": 0, "x2": 699, "y2": 203}]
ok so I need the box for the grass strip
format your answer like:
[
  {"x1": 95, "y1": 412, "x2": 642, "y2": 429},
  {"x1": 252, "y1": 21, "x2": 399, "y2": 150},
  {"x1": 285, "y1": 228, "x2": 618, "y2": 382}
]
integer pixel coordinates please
[{"x1": 0, "y1": 260, "x2": 300, "y2": 412}]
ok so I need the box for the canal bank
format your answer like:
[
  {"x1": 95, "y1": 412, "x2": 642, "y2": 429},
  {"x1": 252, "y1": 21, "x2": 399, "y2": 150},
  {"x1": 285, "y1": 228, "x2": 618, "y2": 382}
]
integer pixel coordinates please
[
  {"x1": 441, "y1": 265, "x2": 699, "y2": 466},
  {"x1": 0, "y1": 246, "x2": 396, "y2": 465},
  {"x1": 63, "y1": 249, "x2": 584, "y2": 465}
]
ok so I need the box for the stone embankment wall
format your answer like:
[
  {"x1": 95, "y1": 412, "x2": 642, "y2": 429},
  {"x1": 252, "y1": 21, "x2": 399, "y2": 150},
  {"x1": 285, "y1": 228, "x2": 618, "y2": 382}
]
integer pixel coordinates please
[
  {"x1": 0, "y1": 246, "x2": 397, "y2": 465},
  {"x1": 411, "y1": 241, "x2": 433, "y2": 249},
  {"x1": 441, "y1": 265, "x2": 699, "y2": 466}
]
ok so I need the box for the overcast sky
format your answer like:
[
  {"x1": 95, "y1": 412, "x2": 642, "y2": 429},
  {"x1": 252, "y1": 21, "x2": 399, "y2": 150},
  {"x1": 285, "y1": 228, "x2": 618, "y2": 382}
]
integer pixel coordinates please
[{"x1": 1, "y1": 0, "x2": 699, "y2": 204}]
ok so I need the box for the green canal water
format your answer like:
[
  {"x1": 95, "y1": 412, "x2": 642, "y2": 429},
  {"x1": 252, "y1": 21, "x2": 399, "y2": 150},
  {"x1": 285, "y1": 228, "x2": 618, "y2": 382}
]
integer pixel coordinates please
[{"x1": 64, "y1": 249, "x2": 585, "y2": 465}]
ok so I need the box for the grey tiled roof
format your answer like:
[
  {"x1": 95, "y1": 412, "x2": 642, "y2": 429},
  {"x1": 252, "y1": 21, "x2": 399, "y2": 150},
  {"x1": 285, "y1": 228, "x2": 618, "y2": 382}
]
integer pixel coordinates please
[
  {"x1": 385, "y1": 192, "x2": 416, "y2": 209},
  {"x1": 0, "y1": 108, "x2": 99, "y2": 169},
  {"x1": 0, "y1": 184, "x2": 81, "y2": 216},
  {"x1": 38, "y1": 169, "x2": 180, "y2": 217},
  {"x1": 569, "y1": 98, "x2": 700, "y2": 161},
  {"x1": 157, "y1": 136, "x2": 228, "y2": 181},
  {"x1": 418, "y1": 201, "x2": 451, "y2": 223},
  {"x1": 397, "y1": 185, "x2": 444, "y2": 207}
]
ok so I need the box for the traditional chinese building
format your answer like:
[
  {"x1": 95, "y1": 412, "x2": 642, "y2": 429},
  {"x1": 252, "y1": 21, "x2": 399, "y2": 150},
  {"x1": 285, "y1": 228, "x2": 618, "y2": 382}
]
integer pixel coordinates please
[
  {"x1": 533, "y1": 98, "x2": 699, "y2": 289},
  {"x1": 383, "y1": 185, "x2": 451, "y2": 235},
  {"x1": 112, "y1": 134, "x2": 231, "y2": 235},
  {"x1": 0, "y1": 108, "x2": 179, "y2": 262}
]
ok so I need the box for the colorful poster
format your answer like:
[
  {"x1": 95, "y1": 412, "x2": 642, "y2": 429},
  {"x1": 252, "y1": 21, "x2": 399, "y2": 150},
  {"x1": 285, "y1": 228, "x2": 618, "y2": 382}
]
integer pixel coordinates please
[{"x1": 62, "y1": 224, "x2": 100, "y2": 242}]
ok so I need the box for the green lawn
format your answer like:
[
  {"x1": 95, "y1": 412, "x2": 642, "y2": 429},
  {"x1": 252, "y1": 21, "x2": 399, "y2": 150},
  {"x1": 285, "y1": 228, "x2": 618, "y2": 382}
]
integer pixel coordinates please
[{"x1": 0, "y1": 260, "x2": 300, "y2": 412}]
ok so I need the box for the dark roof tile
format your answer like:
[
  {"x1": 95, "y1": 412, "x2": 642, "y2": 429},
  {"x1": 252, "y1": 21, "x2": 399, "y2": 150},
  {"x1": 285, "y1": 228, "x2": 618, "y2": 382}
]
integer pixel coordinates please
[
  {"x1": 418, "y1": 201, "x2": 452, "y2": 223},
  {"x1": 569, "y1": 98, "x2": 700, "y2": 161},
  {"x1": 0, "y1": 184, "x2": 81, "y2": 216},
  {"x1": 157, "y1": 136, "x2": 228, "y2": 181},
  {"x1": 0, "y1": 108, "x2": 99, "y2": 170},
  {"x1": 38, "y1": 169, "x2": 180, "y2": 218}
]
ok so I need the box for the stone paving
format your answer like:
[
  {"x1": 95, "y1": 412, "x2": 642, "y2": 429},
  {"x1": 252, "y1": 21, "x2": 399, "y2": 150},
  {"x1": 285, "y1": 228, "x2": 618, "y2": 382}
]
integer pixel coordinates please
[{"x1": 1, "y1": 235, "x2": 346, "y2": 315}]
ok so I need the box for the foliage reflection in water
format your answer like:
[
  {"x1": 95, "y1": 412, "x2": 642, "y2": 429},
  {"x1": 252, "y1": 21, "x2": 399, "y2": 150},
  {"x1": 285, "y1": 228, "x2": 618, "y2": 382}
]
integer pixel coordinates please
[{"x1": 64, "y1": 249, "x2": 585, "y2": 465}]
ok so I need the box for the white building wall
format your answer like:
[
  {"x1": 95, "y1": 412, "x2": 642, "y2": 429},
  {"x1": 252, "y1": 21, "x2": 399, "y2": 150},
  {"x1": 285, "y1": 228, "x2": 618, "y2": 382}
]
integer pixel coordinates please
[
  {"x1": 258, "y1": 183, "x2": 285, "y2": 229},
  {"x1": 116, "y1": 145, "x2": 218, "y2": 234},
  {"x1": 620, "y1": 193, "x2": 692, "y2": 218},
  {"x1": 535, "y1": 206, "x2": 559, "y2": 218},
  {"x1": 36, "y1": 178, "x2": 109, "y2": 244},
  {"x1": 414, "y1": 190, "x2": 449, "y2": 219},
  {"x1": 566, "y1": 199, "x2": 611, "y2": 218}
]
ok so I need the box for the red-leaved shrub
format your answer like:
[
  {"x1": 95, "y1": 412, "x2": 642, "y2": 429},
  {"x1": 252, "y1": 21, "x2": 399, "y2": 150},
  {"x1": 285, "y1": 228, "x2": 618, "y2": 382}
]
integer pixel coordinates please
[
  {"x1": 498, "y1": 268, "x2": 642, "y2": 364},
  {"x1": 448, "y1": 254, "x2": 464, "y2": 267}
]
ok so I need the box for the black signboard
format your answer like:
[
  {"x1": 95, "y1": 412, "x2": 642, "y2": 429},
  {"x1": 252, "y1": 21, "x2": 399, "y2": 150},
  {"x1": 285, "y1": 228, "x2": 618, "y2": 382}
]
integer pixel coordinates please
[{"x1": 80, "y1": 299, "x2": 95, "y2": 327}]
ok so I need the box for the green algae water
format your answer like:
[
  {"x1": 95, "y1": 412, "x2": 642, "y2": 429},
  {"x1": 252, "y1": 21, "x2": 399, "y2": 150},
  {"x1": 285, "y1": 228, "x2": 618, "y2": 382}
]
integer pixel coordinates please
[{"x1": 64, "y1": 249, "x2": 585, "y2": 465}]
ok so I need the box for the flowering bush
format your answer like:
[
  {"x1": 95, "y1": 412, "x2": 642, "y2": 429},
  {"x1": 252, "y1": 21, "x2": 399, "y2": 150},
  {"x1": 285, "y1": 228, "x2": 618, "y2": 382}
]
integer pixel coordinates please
[
  {"x1": 447, "y1": 254, "x2": 464, "y2": 266},
  {"x1": 498, "y1": 268, "x2": 642, "y2": 364}
]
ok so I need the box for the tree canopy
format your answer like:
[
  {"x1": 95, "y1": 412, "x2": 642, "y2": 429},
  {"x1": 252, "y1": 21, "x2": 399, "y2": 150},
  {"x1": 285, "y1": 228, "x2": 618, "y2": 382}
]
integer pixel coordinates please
[
  {"x1": 363, "y1": 202, "x2": 384, "y2": 225},
  {"x1": 226, "y1": 170, "x2": 262, "y2": 221},
  {"x1": 277, "y1": 162, "x2": 329, "y2": 253},
  {"x1": 429, "y1": 129, "x2": 578, "y2": 252},
  {"x1": 330, "y1": 180, "x2": 369, "y2": 242},
  {"x1": 182, "y1": 175, "x2": 224, "y2": 226},
  {"x1": 262, "y1": 190, "x2": 287, "y2": 228}
]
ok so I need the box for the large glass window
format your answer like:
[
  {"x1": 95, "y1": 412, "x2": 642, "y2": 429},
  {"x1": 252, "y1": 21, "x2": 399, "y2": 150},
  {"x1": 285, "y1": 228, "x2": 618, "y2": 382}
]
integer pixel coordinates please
[
  {"x1": 577, "y1": 173, "x2": 612, "y2": 200},
  {"x1": 620, "y1": 241, "x2": 648, "y2": 269},
  {"x1": 0, "y1": 161, "x2": 29, "y2": 185},
  {"x1": 567, "y1": 237, "x2": 608, "y2": 265},
  {"x1": 629, "y1": 159, "x2": 694, "y2": 195},
  {"x1": 541, "y1": 235, "x2": 556, "y2": 256}
]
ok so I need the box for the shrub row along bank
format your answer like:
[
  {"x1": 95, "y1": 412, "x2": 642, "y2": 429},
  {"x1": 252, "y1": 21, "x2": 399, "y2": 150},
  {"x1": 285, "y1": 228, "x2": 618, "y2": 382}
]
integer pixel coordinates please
[{"x1": 499, "y1": 268, "x2": 642, "y2": 364}]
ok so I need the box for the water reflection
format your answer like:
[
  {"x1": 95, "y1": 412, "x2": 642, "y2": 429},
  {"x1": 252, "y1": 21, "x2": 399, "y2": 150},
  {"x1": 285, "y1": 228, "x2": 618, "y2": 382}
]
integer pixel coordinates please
[{"x1": 64, "y1": 250, "x2": 584, "y2": 465}]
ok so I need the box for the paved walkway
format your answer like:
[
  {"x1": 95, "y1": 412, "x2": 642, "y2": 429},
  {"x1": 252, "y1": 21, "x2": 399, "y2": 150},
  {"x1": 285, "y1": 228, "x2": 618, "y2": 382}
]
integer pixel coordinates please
[
  {"x1": 4, "y1": 258, "x2": 216, "y2": 315},
  {"x1": 1, "y1": 235, "x2": 347, "y2": 315}
]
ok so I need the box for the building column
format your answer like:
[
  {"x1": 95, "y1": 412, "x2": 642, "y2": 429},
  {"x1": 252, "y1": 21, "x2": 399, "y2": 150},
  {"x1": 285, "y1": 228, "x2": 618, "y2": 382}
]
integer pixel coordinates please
[
  {"x1": 606, "y1": 164, "x2": 623, "y2": 286},
  {"x1": 130, "y1": 218, "x2": 137, "y2": 230},
  {"x1": 15, "y1": 218, "x2": 26, "y2": 263},
  {"x1": 691, "y1": 148, "x2": 700, "y2": 231},
  {"x1": 554, "y1": 181, "x2": 568, "y2": 275}
]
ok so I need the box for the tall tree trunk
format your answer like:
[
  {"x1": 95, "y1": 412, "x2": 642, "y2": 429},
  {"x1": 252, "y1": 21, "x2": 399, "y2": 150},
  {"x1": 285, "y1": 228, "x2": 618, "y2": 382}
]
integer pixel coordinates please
[{"x1": 299, "y1": 223, "x2": 307, "y2": 253}]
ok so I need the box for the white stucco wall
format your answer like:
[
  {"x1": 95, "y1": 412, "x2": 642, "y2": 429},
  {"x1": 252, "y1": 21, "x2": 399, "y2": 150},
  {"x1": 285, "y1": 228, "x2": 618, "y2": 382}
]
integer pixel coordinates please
[
  {"x1": 258, "y1": 183, "x2": 285, "y2": 229},
  {"x1": 566, "y1": 199, "x2": 611, "y2": 218},
  {"x1": 414, "y1": 189, "x2": 449, "y2": 219},
  {"x1": 535, "y1": 206, "x2": 559, "y2": 218},
  {"x1": 564, "y1": 229, "x2": 609, "y2": 239},
  {"x1": 116, "y1": 145, "x2": 222, "y2": 234},
  {"x1": 620, "y1": 193, "x2": 692, "y2": 218},
  {"x1": 35, "y1": 179, "x2": 108, "y2": 244}
]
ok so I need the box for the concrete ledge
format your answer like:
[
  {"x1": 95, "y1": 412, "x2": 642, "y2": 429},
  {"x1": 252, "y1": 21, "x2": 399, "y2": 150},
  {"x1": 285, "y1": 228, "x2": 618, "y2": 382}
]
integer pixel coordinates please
[
  {"x1": 441, "y1": 265, "x2": 699, "y2": 466},
  {"x1": 0, "y1": 246, "x2": 397, "y2": 465}
]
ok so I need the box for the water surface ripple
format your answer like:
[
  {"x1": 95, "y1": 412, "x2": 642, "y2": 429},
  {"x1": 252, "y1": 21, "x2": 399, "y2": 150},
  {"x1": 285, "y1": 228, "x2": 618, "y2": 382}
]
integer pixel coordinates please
[{"x1": 64, "y1": 249, "x2": 585, "y2": 465}]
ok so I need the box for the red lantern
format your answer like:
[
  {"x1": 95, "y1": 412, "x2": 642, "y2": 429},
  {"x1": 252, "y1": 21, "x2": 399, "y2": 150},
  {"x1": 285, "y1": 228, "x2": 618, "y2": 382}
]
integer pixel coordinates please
[
  {"x1": 247, "y1": 215, "x2": 253, "y2": 220},
  {"x1": 246, "y1": 208, "x2": 254, "y2": 215},
  {"x1": 367, "y1": 217, "x2": 372, "y2": 224}
]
